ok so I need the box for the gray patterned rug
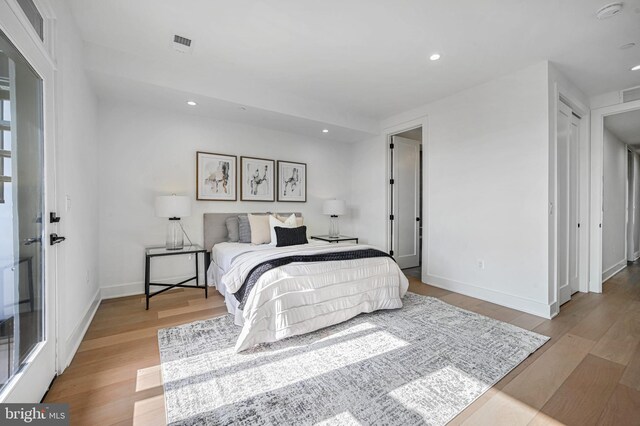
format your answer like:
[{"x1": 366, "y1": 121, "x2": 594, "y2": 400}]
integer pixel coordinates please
[{"x1": 158, "y1": 293, "x2": 549, "y2": 425}]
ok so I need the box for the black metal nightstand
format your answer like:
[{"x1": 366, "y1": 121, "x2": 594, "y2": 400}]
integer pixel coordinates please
[
  {"x1": 144, "y1": 245, "x2": 208, "y2": 310},
  {"x1": 310, "y1": 235, "x2": 359, "y2": 244}
]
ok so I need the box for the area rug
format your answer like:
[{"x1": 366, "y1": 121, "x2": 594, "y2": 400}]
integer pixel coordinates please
[{"x1": 158, "y1": 293, "x2": 549, "y2": 425}]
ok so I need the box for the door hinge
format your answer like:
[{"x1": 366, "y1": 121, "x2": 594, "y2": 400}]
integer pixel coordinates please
[
  {"x1": 578, "y1": 223, "x2": 580, "y2": 228},
  {"x1": 390, "y1": 143, "x2": 394, "y2": 149},
  {"x1": 390, "y1": 214, "x2": 394, "y2": 221},
  {"x1": 390, "y1": 178, "x2": 395, "y2": 185},
  {"x1": 389, "y1": 250, "x2": 394, "y2": 256}
]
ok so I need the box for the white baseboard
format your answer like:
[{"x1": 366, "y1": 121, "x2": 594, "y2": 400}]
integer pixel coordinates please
[
  {"x1": 101, "y1": 281, "x2": 145, "y2": 299},
  {"x1": 423, "y1": 273, "x2": 553, "y2": 319},
  {"x1": 602, "y1": 259, "x2": 627, "y2": 283},
  {"x1": 100, "y1": 274, "x2": 196, "y2": 300},
  {"x1": 61, "y1": 288, "x2": 101, "y2": 372}
]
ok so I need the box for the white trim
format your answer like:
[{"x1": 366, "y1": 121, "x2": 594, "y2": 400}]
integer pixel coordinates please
[
  {"x1": 424, "y1": 274, "x2": 553, "y2": 319},
  {"x1": 602, "y1": 259, "x2": 627, "y2": 283},
  {"x1": 61, "y1": 289, "x2": 100, "y2": 371},
  {"x1": 101, "y1": 282, "x2": 145, "y2": 300},
  {"x1": 100, "y1": 274, "x2": 196, "y2": 299},
  {"x1": 590, "y1": 99, "x2": 640, "y2": 293}
]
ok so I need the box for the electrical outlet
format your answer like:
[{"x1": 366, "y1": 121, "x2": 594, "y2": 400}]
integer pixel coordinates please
[{"x1": 477, "y1": 260, "x2": 485, "y2": 270}]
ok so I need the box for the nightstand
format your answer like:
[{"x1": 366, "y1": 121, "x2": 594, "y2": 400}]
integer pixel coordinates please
[
  {"x1": 310, "y1": 235, "x2": 359, "y2": 244},
  {"x1": 144, "y1": 245, "x2": 208, "y2": 310}
]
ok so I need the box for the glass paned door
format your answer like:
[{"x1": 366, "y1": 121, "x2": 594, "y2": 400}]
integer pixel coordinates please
[{"x1": 0, "y1": 29, "x2": 44, "y2": 393}]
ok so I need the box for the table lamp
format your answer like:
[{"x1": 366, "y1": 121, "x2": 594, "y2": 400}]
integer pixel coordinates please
[
  {"x1": 323, "y1": 199, "x2": 346, "y2": 238},
  {"x1": 155, "y1": 194, "x2": 192, "y2": 250}
]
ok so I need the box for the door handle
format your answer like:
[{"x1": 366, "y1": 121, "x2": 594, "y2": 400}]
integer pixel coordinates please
[
  {"x1": 49, "y1": 233, "x2": 66, "y2": 246},
  {"x1": 23, "y1": 237, "x2": 41, "y2": 245}
]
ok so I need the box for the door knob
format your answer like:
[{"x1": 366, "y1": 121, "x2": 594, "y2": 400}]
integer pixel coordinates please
[
  {"x1": 49, "y1": 234, "x2": 66, "y2": 246},
  {"x1": 23, "y1": 237, "x2": 41, "y2": 245}
]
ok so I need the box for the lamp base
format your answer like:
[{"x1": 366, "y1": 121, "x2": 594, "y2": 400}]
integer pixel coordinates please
[
  {"x1": 166, "y1": 218, "x2": 184, "y2": 250},
  {"x1": 328, "y1": 215, "x2": 340, "y2": 238}
]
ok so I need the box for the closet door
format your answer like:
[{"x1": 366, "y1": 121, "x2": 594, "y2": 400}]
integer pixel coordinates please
[{"x1": 557, "y1": 102, "x2": 580, "y2": 305}]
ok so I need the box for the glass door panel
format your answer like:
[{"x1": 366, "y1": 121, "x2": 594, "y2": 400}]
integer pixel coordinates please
[{"x1": 0, "y1": 28, "x2": 44, "y2": 393}]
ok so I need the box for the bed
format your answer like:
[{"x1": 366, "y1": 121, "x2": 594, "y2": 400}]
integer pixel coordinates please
[{"x1": 204, "y1": 212, "x2": 409, "y2": 352}]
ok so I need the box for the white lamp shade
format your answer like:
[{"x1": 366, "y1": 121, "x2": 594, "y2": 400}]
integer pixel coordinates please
[
  {"x1": 155, "y1": 195, "x2": 192, "y2": 218},
  {"x1": 323, "y1": 199, "x2": 346, "y2": 216}
]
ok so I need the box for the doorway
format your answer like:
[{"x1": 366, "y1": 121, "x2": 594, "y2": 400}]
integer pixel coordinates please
[
  {"x1": 389, "y1": 127, "x2": 422, "y2": 278},
  {"x1": 601, "y1": 109, "x2": 640, "y2": 284},
  {"x1": 556, "y1": 100, "x2": 581, "y2": 305}
]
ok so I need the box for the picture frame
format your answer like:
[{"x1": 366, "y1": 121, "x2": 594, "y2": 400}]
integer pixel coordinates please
[
  {"x1": 196, "y1": 151, "x2": 237, "y2": 201},
  {"x1": 241, "y1": 156, "x2": 275, "y2": 201},
  {"x1": 277, "y1": 160, "x2": 307, "y2": 202}
]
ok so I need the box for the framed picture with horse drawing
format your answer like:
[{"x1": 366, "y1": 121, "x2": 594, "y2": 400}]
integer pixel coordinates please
[
  {"x1": 277, "y1": 160, "x2": 306, "y2": 202},
  {"x1": 241, "y1": 156, "x2": 275, "y2": 201},
  {"x1": 196, "y1": 151, "x2": 237, "y2": 201}
]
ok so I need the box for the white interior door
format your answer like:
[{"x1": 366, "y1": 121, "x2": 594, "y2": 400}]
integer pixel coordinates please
[
  {"x1": 0, "y1": 25, "x2": 56, "y2": 402},
  {"x1": 391, "y1": 136, "x2": 420, "y2": 269},
  {"x1": 557, "y1": 102, "x2": 581, "y2": 305}
]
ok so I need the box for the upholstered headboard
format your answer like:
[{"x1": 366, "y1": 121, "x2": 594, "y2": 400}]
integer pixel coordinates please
[{"x1": 203, "y1": 212, "x2": 303, "y2": 252}]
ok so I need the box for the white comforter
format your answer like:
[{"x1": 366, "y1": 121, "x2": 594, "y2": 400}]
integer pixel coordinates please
[{"x1": 214, "y1": 243, "x2": 409, "y2": 352}]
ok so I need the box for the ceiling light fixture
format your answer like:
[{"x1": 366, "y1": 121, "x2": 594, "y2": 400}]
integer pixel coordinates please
[
  {"x1": 632, "y1": 65, "x2": 640, "y2": 71},
  {"x1": 596, "y1": 2, "x2": 623, "y2": 19},
  {"x1": 620, "y1": 42, "x2": 636, "y2": 50},
  {"x1": 429, "y1": 53, "x2": 441, "y2": 61},
  {"x1": 187, "y1": 101, "x2": 197, "y2": 106},
  {"x1": 322, "y1": 129, "x2": 329, "y2": 133},
  {"x1": 239, "y1": 106, "x2": 247, "y2": 111}
]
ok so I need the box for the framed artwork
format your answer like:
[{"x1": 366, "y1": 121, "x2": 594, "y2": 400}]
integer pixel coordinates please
[
  {"x1": 196, "y1": 151, "x2": 237, "y2": 201},
  {"x1": 277, "y1": 160, "x2": 307, "y2": 202},
  {"x1": 241, "y1": 156, "x2": 275, "y2": 201}
]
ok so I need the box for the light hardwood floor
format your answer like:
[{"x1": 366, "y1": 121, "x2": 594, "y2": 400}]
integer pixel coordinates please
[{"x1": 44, "y1": 265, "x2": 640, "y2": 425}]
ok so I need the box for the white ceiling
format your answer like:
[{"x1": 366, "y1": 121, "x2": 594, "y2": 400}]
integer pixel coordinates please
[
  {"x1": 68, "y1": 0, "x2": 640, "y2": 140},
  {"x1": 605, "y1": 109, "x2": 640, "y2": 146}
]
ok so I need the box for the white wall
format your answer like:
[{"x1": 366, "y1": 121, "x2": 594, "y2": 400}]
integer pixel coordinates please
[
  {"x1": 97, "y1": 100, "x2": 353, "y2": 297},
  {"x1": 351, "y1": 62, "x2": 553, "y2": 317},
  {"x1": 50, "y1": 0, "x2": 101, "y2": 369},
  {"x1": 602, "y1": 128, "x2": 628, "y2": 280}
]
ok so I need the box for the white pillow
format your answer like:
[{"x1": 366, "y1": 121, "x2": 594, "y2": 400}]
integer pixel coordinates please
[
  {"x1": 269, "y1": 214, "x2": 298, "y2": 245},
  {"x1": 248, "y1": 214, "x2": 272, "y2": 245}
]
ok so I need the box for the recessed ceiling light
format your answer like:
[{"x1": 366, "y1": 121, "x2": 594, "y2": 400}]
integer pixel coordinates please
[
  {"x1": 239, "y1": 106, "x2": 247, "y2": 111},
  {"x1": 632, "y1": 65, "x2": 640, "y2": 71},
  {"x1": 620, "y1": 42, "x2": 636, "y2": 50},
  {"x1": 429, "y1": 53, "x2": 441, "y2": 61},
  {"x1": 187, "y1": 101, "x2": 197, "y2": 106},
  {"x1": 322, "y1": 129, "x2": 329, "y2": 133},
  {"x1": 596, "y1": 2, "x2": 623, "y2": 19}
]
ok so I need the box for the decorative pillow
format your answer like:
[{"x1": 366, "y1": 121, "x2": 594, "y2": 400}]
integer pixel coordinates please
[
  {"x1": 248, "y1": 213, "x2": 272, "y2": 245},
  {"x1": 225, "y1": 216, "x2": 239, "y2": 242},
  {"x1": 277, "y1": 214, "x2": 304, "y2": 227},
  {"x1": 269, "y1": 214, "x2": 298, "y2": 245},
  {"x1": 275, "y1": 226, "x2": 308, "y2": 247},
  {"x1": 238, "y1": 215, "x2": 251, "y2": 243}
]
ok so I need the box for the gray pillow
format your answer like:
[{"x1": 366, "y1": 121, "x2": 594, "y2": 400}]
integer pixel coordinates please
[
  {"x1": 225, "y1": 216, "x2": 239, "y2": 242},
  {"x1": 238, "y1": 215, "x2": 251, "y2": 243}
]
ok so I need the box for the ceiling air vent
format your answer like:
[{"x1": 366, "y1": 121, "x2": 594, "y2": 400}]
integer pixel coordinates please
[
  {"x1": 173, "y1": 35, "x2": 193, "y2": 53},
  {"x1": 622, "y1": 86, "x2": 640, "y2": 103}
]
